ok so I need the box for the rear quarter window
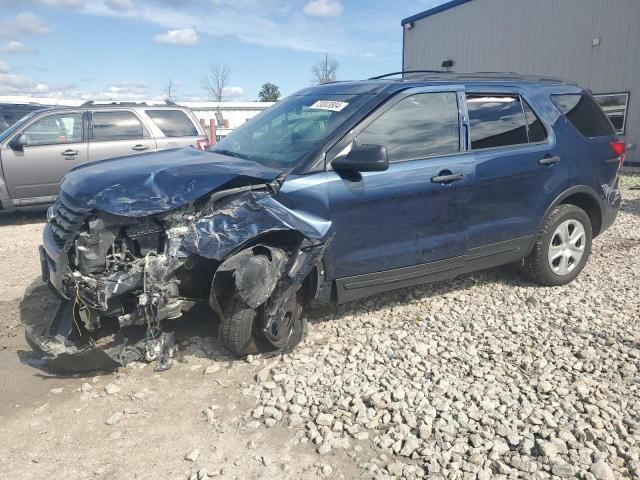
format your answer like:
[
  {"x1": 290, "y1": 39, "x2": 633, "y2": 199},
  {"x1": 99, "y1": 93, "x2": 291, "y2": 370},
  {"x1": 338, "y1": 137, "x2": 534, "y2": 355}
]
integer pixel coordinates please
[
  {"x1": 146, "y1": 109, "x2": 198, "y2": 137},
  {"x1": 551, "y1": 94, "x2": 614, "y2": 138}
]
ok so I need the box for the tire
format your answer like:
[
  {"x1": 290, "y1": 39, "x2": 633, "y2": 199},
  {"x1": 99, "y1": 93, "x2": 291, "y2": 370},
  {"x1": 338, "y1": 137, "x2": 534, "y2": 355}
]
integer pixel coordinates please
[
  {"x1": 219, "y1": 292, "x2": 307, "y2": 357},
  {"x1": 219, "y1": 296, "x2": 260, "y2": 356},
  {"x1": 522, "y1": 204, "x2": 592, "y2": 286}
]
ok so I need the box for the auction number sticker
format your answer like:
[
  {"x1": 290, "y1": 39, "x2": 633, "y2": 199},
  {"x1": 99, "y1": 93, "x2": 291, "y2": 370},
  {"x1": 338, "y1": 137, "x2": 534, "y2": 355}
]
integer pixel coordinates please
[{"x1": 309, "y1": 100, "x2": 349, "y2": 112}]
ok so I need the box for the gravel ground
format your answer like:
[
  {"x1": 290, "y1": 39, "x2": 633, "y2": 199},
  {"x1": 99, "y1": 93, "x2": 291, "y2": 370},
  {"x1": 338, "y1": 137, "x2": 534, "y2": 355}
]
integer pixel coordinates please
[
  {"x1": 0, "y1": 177, "x2": 638, "y2": 479},
  {"x1": 240, "y1": 175, "x2": 640, "y2": 479}
]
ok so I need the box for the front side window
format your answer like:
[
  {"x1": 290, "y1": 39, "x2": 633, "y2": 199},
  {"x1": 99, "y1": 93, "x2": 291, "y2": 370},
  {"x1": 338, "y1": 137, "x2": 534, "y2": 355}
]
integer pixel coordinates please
[
  {"x1": 551, "y1": 94, "x2": 614, "y2": 138},
  {"x1": 593, "y1": 93, "x2": 629, "y2": 134},
  {"x1": 146, "y1": 109, "x2": 198, "y2": 137},
  {"x1": 466, "y1": 95, "x2": 528, "y2": 149},
  {"x1": 212, "y1": 93, "x2": 371, "y2": 169},
  {"x1": 356, "y1": 92, "x2": 460, "y2": 162},
  {"x1": 21, "y1": 113, "x2": 83, "y2": 147},
  {"x1": 92, "y1": 111, "x2": 144, "y2": 141}
]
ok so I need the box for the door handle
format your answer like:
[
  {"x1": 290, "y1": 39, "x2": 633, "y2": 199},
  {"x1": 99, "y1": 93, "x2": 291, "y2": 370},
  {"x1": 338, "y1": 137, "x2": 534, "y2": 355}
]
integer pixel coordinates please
[
  {"x1": 132, "y1": 144, "x2": 149, "y2": 151},
  {"x1": 431, "y1": 172, "x2": 464, "y2": 184},
  {"x1": 539, "y1": 155, "x2": 560, "y2": 166},
  {"x1": 61, "y1": 149, "x2": 79, "y2": 157}
]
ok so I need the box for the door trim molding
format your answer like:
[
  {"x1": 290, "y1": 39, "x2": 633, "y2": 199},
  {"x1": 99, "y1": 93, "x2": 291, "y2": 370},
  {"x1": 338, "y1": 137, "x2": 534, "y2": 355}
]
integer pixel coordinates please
[{"x1": 335, "y1": 236, "x2": 535, "y2": 304}]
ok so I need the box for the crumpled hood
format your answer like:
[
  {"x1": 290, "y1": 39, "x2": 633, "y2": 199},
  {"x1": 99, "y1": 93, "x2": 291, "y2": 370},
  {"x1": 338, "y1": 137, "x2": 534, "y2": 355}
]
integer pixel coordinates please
[{"x1": 60, "y1": 148, "x2": 282, "y2": 216}]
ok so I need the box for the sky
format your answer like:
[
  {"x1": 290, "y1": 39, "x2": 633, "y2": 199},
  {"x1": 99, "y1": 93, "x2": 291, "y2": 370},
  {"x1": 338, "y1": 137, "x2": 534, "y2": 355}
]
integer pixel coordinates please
[{"x1": 0, "y1": 0, "x2": 446, "y2": 102}]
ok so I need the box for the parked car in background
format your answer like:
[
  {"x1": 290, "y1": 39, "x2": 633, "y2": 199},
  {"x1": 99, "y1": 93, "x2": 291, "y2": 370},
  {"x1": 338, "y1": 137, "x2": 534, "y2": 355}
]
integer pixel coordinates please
[
  {"x1": 0, "y1": 102, "x2": 46, "y2": 132},
  {"x1": 34, "y1": 72, "x2": 622, "y2": 371},
  {"x1": 0, "y1": 101, "x2": 209, "y2": 209}
]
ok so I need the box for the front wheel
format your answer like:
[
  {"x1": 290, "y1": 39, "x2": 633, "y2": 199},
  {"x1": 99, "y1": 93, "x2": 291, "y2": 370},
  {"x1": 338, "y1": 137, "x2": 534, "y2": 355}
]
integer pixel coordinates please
[
  {"x1": 219, "y1": 291, "x2": 307, "y2": 357},
  {"x1": 522, "y1": 204, "x2": 592, "y2": 286}
]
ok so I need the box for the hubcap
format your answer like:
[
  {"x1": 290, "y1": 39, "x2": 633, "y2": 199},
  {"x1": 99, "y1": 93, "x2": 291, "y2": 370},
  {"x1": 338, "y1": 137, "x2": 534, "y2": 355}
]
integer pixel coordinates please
[{"x1": 547, "y1": 219, "x2": 586, "y2": 276}]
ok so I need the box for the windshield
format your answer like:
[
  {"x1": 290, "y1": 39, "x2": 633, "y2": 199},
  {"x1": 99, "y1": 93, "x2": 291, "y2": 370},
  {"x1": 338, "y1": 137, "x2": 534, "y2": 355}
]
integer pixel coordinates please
[
  {"x1": 0, "y1": 111, "x2": 39, "y2": 143},
  {"x1": 211, "y1": 93, "x2": 370, "y2": 169}
]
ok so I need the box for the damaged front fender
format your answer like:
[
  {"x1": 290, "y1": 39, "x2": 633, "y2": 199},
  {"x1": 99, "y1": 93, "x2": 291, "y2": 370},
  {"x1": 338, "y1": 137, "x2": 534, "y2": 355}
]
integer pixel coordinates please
[
  {"x1": 182, "y1": 191, "x2": 331, "y2": 261},
  {"x1": 212, "y1": 244, "x2": 288, "y2": 310}
]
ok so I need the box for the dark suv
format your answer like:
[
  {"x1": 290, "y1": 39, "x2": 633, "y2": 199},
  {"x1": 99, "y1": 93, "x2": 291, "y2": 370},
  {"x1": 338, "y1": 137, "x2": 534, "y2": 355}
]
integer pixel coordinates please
[{"x1": 32, "y1": 72, "x2": 622, "y2": 371}]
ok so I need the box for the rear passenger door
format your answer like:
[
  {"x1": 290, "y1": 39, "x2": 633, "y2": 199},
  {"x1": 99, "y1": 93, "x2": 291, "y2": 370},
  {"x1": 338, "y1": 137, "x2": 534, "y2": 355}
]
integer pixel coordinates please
[
  {"x1": 465, "y1": 90, "x2": 569, "y2": 255},
  {"x1": 145, "y1": 109, "x2": 203, "y2": 149},
  {"x1": 88, "y1": 110, "x2": 156, "y2": 161}
]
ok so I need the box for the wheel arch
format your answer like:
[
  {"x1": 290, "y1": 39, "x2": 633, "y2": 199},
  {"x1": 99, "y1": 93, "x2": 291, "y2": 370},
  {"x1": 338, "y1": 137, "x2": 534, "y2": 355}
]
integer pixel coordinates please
[{"x1": 540, "y1": 185, "x2": 604, "y2": 237}]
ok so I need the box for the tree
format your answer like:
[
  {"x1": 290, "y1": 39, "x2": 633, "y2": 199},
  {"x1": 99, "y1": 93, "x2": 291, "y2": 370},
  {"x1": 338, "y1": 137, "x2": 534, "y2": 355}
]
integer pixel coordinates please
[
  {"x1": 258, "y1": 82, "x2": 281, "y2": 102},
  {"x1": 201, "y1": 64, "x2": 231, "y2": 103},
  {"x1": 311, "y1": 53, "x2": 338, "y2": 85},
  {"x1": 163, "y1": 78, "x2": 177, "y2": 102}
]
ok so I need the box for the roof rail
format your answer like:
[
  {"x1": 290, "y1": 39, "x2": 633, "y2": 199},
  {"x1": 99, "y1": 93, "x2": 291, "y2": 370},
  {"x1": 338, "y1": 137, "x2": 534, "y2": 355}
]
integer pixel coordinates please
[
  {"x1": 80, "y1": 100, "x2": 178, "y2": 107},
  {"x1": 369, "y1": 70, "x2": 447, "y2": 80}
]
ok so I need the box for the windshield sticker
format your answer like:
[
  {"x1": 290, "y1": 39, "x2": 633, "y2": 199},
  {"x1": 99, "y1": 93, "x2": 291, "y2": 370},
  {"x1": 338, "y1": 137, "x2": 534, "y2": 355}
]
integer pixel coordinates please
[{"x1": 309, "y1": 100, "x2": 349, "y2": 112}]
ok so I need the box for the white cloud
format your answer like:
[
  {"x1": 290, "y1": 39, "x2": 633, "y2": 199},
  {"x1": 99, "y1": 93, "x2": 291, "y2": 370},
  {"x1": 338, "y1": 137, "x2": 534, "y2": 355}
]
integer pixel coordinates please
[
  {"x1": 28, "y1": 0, "x2": 86, "y2": 8},
  {"x1": 303, "y1": 0, "x2": 343, "y2": 17},
  {"x1": 153, "y1": 28, "x2": 198, "y2": 46},
  {"x1": 0, "y1": 72, "x2": 49, "y2": 95},
  {"x1": 222, "y1": 86, "x2": 243, "y2": 98},
  {"x1": 103, "y1": 80, "x2": 147, "y2": 98},
  {"x1": 0, "y1": 13, "x2": 54, "y2": 37},
  {"x1": 0, "y1": 41, "x2": 36, "y2": 54},
  {"x1": 364, "y1": 52, "x2": 375, "y2": 59},
  {"x1": 76, "y1": 0, "x2": 402, "y2": 55},
  {"x1": 0, "y1": 0, "x2": 86, "y2": 8},
  {"x1": 104, "y1": 0, "x2": 135, "y2": 12},
  {"x1": 0, "y1": 60, "x2": 9, "y2": 73}
]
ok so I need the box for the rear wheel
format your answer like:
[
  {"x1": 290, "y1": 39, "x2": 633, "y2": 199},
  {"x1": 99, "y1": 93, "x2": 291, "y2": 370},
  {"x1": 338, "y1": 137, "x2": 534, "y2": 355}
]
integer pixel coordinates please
[{"x1": 522, "y1": 204, "x2": 592, "y2": 286}]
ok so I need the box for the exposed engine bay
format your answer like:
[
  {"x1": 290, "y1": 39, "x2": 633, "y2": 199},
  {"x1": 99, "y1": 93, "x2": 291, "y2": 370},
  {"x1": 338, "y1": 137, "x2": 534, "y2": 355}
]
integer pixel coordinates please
[{"x1": 29, "y1": 180, "x2": 332, "y2": 372}]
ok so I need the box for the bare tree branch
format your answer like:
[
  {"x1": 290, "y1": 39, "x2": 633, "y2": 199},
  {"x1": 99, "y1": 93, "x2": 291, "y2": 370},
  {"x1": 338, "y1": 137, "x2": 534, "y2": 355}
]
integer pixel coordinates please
[
  {"x1": 201, "y1": 64, "x2": 231, "y2": 104},
  {"x1": 163, "y1": 78, "x2": 177, "y2": 102},
  {"x1": 311, "y1": 53, "x2": 338, "y2": 85}
]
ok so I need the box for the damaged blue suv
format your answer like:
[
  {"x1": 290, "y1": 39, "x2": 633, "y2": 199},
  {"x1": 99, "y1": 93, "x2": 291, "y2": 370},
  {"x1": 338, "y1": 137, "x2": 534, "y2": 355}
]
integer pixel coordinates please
[{"x1": 32, "y1": 72, "x2": 623, "y2": 371}]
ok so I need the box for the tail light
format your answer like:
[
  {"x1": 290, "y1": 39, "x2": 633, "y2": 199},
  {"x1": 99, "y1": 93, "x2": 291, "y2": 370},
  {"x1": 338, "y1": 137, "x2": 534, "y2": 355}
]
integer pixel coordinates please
[
  {"x1": 610, "y1": 140, "x2": 626, "y2": 167},
  {"x1": 196, "y1": 139, "x2": 211, "y2": 151}
]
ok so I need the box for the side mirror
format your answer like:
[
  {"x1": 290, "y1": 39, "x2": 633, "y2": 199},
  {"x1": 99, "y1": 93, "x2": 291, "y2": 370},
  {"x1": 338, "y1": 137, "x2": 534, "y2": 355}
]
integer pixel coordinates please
[
  {"x1": 10, "y1": 134, "x2": 27, "y2": 151},
  {"x1": 332, "y1": 142, "x2": 389, "y2": 172}
]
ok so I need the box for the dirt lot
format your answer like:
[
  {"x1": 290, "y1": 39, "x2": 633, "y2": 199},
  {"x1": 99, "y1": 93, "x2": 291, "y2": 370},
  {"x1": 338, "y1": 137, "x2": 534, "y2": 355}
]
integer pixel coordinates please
[{"x1": 0, "y1": 177, "x2": 639, "y2": 480}]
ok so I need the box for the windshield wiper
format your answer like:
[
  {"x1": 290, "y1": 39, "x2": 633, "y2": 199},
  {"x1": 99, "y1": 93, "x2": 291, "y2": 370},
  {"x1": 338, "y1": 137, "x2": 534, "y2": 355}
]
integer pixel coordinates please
[{"x1": 214, "y1": 149, "x2": 250, "y2": 160}]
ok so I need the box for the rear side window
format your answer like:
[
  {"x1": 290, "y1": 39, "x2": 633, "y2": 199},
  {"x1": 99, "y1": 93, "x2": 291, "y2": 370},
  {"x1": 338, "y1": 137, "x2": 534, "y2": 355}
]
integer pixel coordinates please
[
  {"x1": 523, "y1": 101, "x2": 548, "y2": 143},
  {"x1": 356, "y1": 92, "x2": 460, "y2": 162},
  {"x1": 92, "y1": 111, "x2": 144, "y2": 141},
  {"x1": 466, "y1": 95, "x2": 528, "y2": 149},
  {"x1": 146, "y1": 109, "x2": 198, "y2": 137},
  {"x1": 551, "y1": 94, "x2": 614, "y2": 137}
]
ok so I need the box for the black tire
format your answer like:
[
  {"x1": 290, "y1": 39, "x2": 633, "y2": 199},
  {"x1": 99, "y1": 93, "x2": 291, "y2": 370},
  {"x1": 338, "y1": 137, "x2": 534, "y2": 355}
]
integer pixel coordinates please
[
  {"x1": 219, "y1": 292, "x2": 307, "y2": 357},
  {"x1": 220, "y1": 296, "x2": 260, "y2": 356},
  {"x1": 522, "y1": 204, "x2": 592, "y2": 286}
]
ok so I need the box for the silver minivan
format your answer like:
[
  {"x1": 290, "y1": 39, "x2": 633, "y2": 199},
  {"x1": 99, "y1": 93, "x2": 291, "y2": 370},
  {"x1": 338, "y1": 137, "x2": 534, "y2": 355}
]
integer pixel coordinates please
[{"x1": 0, "y1": 101, "x2": 209, "y2": 209}]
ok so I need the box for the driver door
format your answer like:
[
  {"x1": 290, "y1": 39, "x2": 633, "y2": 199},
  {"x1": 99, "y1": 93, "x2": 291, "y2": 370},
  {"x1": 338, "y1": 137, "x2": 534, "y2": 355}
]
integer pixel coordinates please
[
  {"x1": 325, "y1": 87, "x2": 475, "y2": 302},
  {"x1": 1, "y1": 111, "x2": 88, "y2": 201}
]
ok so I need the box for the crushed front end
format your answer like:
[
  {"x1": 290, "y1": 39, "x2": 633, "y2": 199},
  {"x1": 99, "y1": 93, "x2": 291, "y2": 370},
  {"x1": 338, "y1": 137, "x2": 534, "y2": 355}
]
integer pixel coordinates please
[{"x1": 32, "y1": 181, "x2": 331, "y2": 372}]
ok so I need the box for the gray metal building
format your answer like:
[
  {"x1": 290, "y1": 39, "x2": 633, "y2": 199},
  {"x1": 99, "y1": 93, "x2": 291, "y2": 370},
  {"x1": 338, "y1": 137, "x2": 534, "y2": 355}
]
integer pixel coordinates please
[{"x1": 402, "y1": 0, "x2": 640, "y2": 166}]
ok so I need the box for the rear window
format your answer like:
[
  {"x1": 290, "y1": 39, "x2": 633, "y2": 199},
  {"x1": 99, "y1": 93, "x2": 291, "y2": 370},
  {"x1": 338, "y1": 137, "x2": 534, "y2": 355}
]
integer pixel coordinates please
[
  {"x1": 551, "y1": 94, "x2": 614, "y2": 137},
  {"x1": 146, "y1": 109, "x2": 198, "y2": 137}
]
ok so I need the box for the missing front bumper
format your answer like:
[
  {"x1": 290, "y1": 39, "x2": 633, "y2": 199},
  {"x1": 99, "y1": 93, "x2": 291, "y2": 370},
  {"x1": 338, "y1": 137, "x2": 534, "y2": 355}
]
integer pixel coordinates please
[{"x1": 23, "y1": 298, "x2": 145, "y2": 372}]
